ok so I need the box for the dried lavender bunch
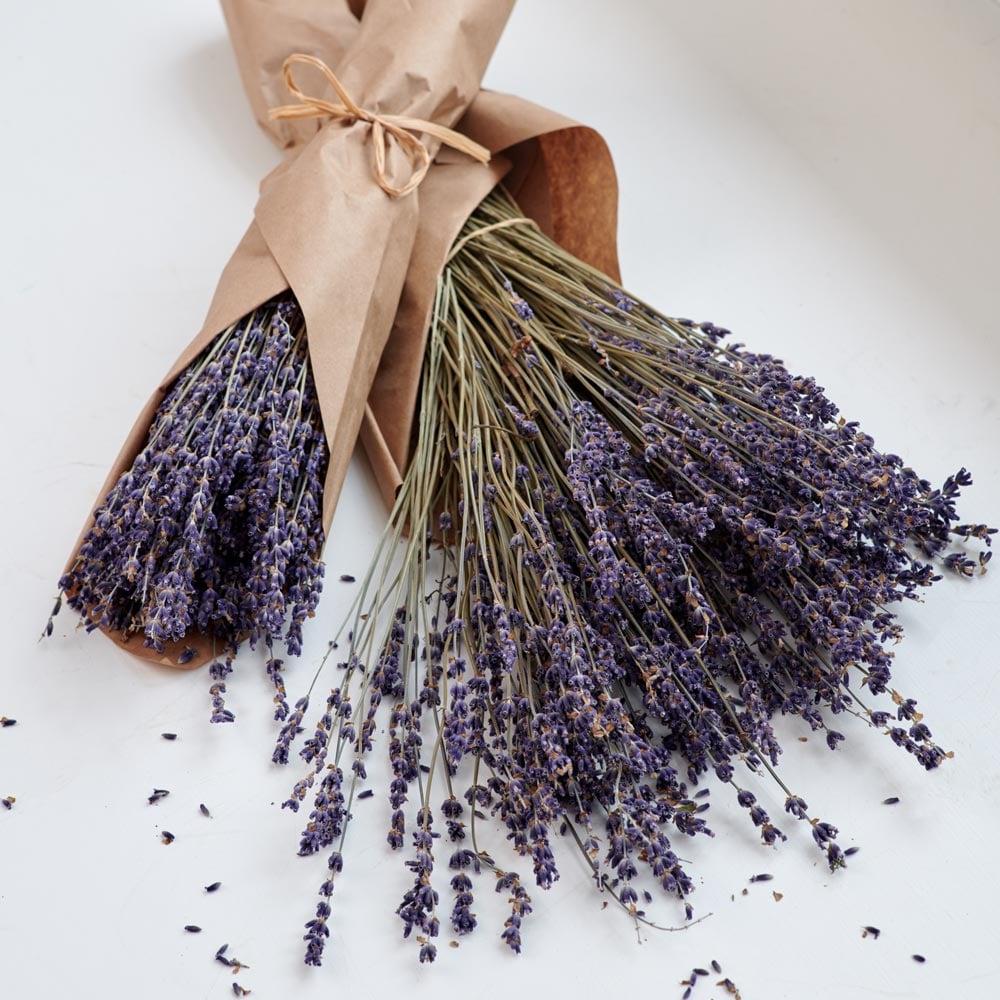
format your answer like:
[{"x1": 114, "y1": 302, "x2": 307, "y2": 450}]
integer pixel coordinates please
[
  {"x1": 279, "y1": 189, "x2": 991, "y2": 965},
  {"x1": 60, "y1": 294, "x2": 328, "y2": 720}
]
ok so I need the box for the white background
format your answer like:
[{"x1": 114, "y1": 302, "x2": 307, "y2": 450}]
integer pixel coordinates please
[{"x1": 3, "y1": 2, "x2": 999, "y2": 998}]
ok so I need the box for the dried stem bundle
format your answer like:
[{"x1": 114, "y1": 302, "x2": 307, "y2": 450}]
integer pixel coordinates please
[
  {"x1": 59, "y1": 296, "x2": 328, "y2": 721},
  {"x1": 280, "y1": 188, "x2": 991, "y2": 965}
]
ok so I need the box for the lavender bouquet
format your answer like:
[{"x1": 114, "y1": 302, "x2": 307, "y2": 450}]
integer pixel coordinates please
[
  {"x1": 57, "y1": 296, "x2": 326, "y2": 721},
  {"x1": 51, "y1": 0, "x2": 632, "y2": 721},
  {"x1": 277, "y1": 188, "x2": 992, "y2": 965},
  {"x1": 51, "y1": 0, "x2": 528, "y2": 715}
]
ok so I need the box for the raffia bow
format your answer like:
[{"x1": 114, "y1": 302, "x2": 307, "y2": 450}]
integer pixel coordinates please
[{"x1": 269, "y1": 53, "x2": 491, "y2": 198}]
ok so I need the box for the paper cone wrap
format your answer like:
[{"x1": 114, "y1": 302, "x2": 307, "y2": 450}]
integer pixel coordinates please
[{"x1": 68, "y1": 0, "x2": 620, "y2": 667}]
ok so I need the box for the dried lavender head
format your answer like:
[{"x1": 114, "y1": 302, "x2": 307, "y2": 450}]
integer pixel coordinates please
[
  {"x1": 59, "y1": 294, "x2": 328, "y2": 718},
  {"x1": 279, "y1": 188, "x2": 990, "y2": 965}
]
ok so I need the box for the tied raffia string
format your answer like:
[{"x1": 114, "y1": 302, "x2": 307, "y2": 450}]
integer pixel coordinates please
[
  {"x1": 269, "y1": 53, "x2": 491, "y2": 198},
  {"x1": 445, "y1": 216, "x2": 540, "y2": 263}
]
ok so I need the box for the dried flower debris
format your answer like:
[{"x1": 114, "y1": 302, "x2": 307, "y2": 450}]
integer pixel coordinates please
[
  {"x1": 215, "y1": 943, "x2": 250, "y2": 974},
  {"x1": 679, "y1": 961, "x2": 742, "y2": 999}
]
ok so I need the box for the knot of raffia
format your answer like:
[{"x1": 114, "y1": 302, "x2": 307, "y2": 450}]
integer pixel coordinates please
[{"x1": 269, "y1": 53, "x2": 491, "y2": 199}]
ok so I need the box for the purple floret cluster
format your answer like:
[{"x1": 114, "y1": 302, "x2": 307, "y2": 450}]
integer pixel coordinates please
[
  {"x1": 60, "y1": 294, "x2": 328, "y2": 717},
  {"x1": 275, "y1": 191, "x2": 991, "y2": 967}
]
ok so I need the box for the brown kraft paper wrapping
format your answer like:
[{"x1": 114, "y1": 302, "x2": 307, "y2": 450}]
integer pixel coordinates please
[{"x1": 67, "y1": 0, "x2": 620, "y2": 668}]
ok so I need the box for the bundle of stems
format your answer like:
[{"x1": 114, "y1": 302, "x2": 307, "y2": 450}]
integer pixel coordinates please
[
  {"x1": 57, "y1": 295, "x2": 328, "y2": 722},
  {"x1": 278, "y1": 188, "x2": 990, "y2": 965}
]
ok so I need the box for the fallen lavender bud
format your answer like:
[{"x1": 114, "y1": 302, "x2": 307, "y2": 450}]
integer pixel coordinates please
[{"x1": 147, "y1": 788, "x2": 170, "y2": 805}]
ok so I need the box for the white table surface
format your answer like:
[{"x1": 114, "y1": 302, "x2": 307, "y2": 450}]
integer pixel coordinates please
[{"x1": 3, "y1": 2, "x2": 999, "y2": 998}]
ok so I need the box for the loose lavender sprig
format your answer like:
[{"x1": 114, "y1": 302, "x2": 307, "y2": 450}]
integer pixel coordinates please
[
  {"x1": 58, "y1": 294, "x2": 328, "y2": 716},
  {"x1": 280, "y1": 189, "x2": 990, "y2": 965}
]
